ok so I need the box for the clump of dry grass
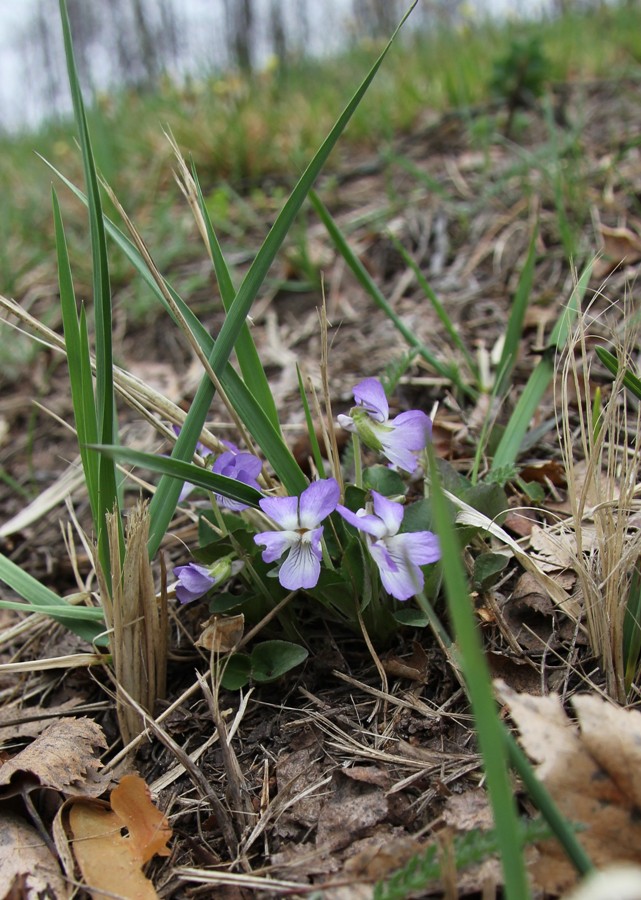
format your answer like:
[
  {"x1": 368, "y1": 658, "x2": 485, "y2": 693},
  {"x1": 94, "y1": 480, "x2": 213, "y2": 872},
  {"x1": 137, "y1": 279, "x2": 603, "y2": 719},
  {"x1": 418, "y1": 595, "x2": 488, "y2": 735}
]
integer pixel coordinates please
[
  {"x1": 559, "y1": 289, "x2": 641, "y2": 702},
  {"x1": 98, "y1": 500, "x2": 168, "y2": 744}
]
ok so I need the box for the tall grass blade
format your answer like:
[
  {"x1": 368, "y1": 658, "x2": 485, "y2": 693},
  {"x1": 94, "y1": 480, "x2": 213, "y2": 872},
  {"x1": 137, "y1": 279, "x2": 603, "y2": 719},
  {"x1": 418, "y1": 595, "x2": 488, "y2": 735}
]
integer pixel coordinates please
[
  {"x1": 490, "y1": 261, "x2": 591, "y2": 476},
  {"x1": 0, "y1": 552, "x2": 105, "y2": 644},
  {"x1": 147, "y1": 3, "x2": 419, "y2": 555},
  {"x1": 58, "y1": 0, "x2": 122, "y2": 587},
  {"x1": 595, "y1": 346, "x2": 641, "y2": 401},
  {"x1": 310, "y1": 190, "x2": 476, "y2": 398},
  {"x1": 53, "y1": 190, "x2": 99, "y2": 518},
  {"x1": 427, "y1": 445, "x2": 530, "y2": 899},
  {"x1": 44, "y1": 166, "x2": 307, "y2": 500},
  {"x1": 389, "y1": 233, "x2": 479, "y2": 380},
  {"x1": 192, "y1": 165, "x2": 281, "y2": 434},
  {"x1": 494, "y1": 227, "x2": 537, "y2": 397},
  {"x1": 91, "y1": 445, "x2": 263, "y2": 508}
]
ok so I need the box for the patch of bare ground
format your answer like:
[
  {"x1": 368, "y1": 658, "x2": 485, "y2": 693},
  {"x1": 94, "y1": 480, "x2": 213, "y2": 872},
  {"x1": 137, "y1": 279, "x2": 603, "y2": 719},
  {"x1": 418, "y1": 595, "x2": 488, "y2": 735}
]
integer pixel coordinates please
[{"x1": 1, "y1": 77, "x2": 641, "y2": 896}]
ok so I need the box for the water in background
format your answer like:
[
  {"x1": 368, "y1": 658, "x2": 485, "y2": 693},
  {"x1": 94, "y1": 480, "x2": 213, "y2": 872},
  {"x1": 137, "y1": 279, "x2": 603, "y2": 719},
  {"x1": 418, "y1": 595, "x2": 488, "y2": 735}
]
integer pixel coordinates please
[{"x1": 0, "y1": 0, "x2": 561, "y2": 132}]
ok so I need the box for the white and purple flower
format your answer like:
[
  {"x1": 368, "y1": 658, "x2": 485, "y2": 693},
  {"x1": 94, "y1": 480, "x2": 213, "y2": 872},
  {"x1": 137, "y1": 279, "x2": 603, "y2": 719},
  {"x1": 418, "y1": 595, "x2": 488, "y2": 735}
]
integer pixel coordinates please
[
  {"x1": 213, "y1": 441, "x2": 262, "y2": 511},
  {"x1": 173, "y1": 556, "x2": 243, "y2": 604},
  {"x1": 254, "y1": 478, "x2": 340, "y2": 591},
  {"x1": 337, "y1": 377, "x2": 432, "y2": 474},
  {"x1": 337, "y1": 490, "x2": 440, "y2": 601}
]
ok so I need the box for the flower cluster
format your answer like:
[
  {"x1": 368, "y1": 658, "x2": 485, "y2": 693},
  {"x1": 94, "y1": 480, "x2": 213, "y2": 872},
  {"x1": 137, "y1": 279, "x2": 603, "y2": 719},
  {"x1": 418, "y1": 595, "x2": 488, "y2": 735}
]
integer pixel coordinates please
[{"x1": 173, "y1": 378, "x2": 440, "y2": 605}]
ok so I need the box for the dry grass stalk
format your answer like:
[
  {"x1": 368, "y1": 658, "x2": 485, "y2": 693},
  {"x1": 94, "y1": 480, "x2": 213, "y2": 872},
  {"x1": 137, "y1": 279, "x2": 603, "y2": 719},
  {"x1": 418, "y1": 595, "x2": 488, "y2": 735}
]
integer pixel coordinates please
[
  {"x1": 98, "y1": 500, "x2": 168, "y2": 744},
  {"x1": 560, "y1": 294, "x2": 641, "y2": 701}
]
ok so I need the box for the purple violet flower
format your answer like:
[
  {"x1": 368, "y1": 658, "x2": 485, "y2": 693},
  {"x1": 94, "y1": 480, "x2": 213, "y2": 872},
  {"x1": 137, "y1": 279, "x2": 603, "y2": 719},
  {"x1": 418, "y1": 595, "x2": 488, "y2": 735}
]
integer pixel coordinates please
[
  {"x1": 212, "y1": 442, "x2": 262, "y2": 511},
  {"x1": 173, "y1": 556, "x2": 242, "y2": 604},
  {"x1": 337, "y1": 377, "x2": 432, "y2": 473},
  {"x1": 254, "y1": 478, "x2": 340, "y2": 591},
  {"x1": 337, "y1": 490, "x2": 440, "y2": 601}
]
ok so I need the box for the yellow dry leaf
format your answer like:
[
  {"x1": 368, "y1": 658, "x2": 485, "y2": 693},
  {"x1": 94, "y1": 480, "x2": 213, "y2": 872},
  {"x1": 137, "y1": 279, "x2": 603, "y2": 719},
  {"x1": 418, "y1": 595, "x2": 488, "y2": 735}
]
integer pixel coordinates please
[
  {"x1": 110, "y1": 774, "x2": 172, "y2": 864},
  {"x1": 496, "y1": 681, "x2": 641, "y2": 895},
  {"x1": 68, "y1": 773, "x2": 171, "y2": 900}
]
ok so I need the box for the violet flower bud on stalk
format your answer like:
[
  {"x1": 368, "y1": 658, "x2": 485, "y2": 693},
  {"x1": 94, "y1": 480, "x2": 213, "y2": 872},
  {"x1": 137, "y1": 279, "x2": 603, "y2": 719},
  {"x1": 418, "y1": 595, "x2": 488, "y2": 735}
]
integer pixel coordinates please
[{"x1": 173, "y1": 556, "x2": 243, "y2": 605}]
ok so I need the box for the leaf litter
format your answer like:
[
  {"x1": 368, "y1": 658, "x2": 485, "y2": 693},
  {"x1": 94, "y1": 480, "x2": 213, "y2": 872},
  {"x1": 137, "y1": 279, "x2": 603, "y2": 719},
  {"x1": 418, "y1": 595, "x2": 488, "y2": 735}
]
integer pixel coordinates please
[{"x1": 2, "y1": 74, "x2": 641, "y2": 897}]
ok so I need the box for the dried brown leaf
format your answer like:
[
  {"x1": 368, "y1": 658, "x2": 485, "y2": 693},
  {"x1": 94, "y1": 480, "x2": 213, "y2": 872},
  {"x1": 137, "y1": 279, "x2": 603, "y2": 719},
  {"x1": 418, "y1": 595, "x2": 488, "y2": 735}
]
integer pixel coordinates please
[
  {"x1": 196, "y1": 614, "x2": 245, "y2": 653},
  {"x1": 593, "y1": 222, "x2": 641, "y2": 279},
  {"x1": 0, "y1": 812, "x2": 68, "y2": 899},
  {"x1": 0, "y1": 718, "x2": 107, "y2": 799},
  {"x1": 497, "y1": 681, "x2": 641, "y2": 894}
]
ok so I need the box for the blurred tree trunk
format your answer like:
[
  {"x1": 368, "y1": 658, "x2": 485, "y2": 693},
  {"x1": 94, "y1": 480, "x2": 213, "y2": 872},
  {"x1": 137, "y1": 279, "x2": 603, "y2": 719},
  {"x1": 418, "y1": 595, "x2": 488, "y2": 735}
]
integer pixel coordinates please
[
  {"x1": 352, "y1": 0, "x2": 401, "y2": 38},
  {"x1": 224, "y1": 0, "x2": 255, "y2": 73}
]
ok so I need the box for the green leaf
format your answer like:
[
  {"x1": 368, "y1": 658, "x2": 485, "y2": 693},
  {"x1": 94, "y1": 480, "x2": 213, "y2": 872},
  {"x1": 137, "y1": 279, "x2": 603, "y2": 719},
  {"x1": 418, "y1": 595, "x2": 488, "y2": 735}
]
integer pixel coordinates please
[
  {"x1": 392, "y1": 608, "x2": 430, "y2": 628},
  {"x1": 0, "y1": 552, "x2": 106, "y2": 645},
  {"x1": 221, "y1": 653, "x2": 252, "y2": 690},
  {"x1": 363, "y1": 465, "x2": 406, "y2": 497},
  {"x1": 90, "y1": 445, "x2": 263, "y2": 507},
  {"x1": 250, "y1": 641, "x2": 309, "y2": 682},
  {"x1": 473, "y1": 552, "x2": 510, "y2": 589}
]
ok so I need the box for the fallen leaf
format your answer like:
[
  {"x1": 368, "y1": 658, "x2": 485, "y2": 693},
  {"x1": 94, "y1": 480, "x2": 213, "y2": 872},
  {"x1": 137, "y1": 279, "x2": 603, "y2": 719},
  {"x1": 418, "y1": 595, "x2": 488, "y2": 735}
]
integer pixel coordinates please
[
  {"x1": 316, "y1": 772, "x2": 389, "y2": 853},
  {"x1": 110, "y1": 774, "x2": 173, "y2": 864},
  {"x1": 196, "y1": 614, "x2": 244, "y2": 653},
  {"x1": 0, "y1": 718, "x2": 107, "y2": 799},
  {"x1": 382, "y1": 641, "x2": 429, "y2": 683},
  {"x1": 593, "y1": 222, "x2": 641, "y2": 279},
  {"x1": 0, "y1": 699, "x2": 85, "y2": 744},
  {"x1": 496, "y1": 681, "x2": 641, "y2": 894},
  {"x1": 0, "y1": 811, "x2": 68, "y2": 899},
  {"x1": 442, "y1": 788, "x2": 494, "y2": 832},
  {"x1": 66, "y1": 773, "x2": 171, "y2": 900}
]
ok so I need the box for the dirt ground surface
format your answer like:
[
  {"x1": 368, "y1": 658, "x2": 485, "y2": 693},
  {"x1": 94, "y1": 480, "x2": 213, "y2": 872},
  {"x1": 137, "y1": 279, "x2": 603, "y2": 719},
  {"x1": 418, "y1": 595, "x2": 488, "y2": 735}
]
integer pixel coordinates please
[{"x1": 1, "y1": 77, "x2": 641, "y2": 897}]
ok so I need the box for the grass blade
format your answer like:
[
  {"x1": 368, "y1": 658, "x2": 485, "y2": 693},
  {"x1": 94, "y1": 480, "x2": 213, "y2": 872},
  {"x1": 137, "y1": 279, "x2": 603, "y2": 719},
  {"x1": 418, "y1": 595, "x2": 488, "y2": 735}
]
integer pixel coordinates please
[
  {"x1": 44, "y1": 165, "x2": 307, "y2": 497},
  {"x1": 58, "y1": 0, "x2": 122, "y2": 587},
  {"x1": 595, "y1": 346, "x2": 641, "y2": 401},
  {"x1": 310, "y1": 190, "x2": 476, "y2": 398},
  {"x1": 490, "y1": 260, "x2": 591, "y2": 476},
  {"x1": 494, "y1": 226, "x2": 537, "y2": 397},
  {"x1": 427, "y1": 445, "x2": 531, "y2": 899},
  {"x1": 389, "y1": 233, "x2": 479, "y2": 380},
  {"x1": 53, "y1": 189, "x2": 99, "y2": 518},
  {"x1": 192, "y1": 164, "x2": 282, "y2": 434},
  {"x1": 147, "y1": 4, "x2": 419, "y2": 555},
  {"x1": 0, "y1": 552, "x2": 106, "y2": 644},
  {"x1": 92, "y1": 445, "x2": 263, "y2": 508}
]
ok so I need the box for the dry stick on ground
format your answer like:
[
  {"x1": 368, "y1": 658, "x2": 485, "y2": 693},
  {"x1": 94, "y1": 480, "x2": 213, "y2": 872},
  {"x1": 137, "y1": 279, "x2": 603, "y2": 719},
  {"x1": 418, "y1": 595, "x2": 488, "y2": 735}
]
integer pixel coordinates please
[
  {"x1": 103, "y1": 677, "x2": 242, "y2": 862},
  {"x1": 196, "y1": 669, "x2": 254, "y2": 834}
]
